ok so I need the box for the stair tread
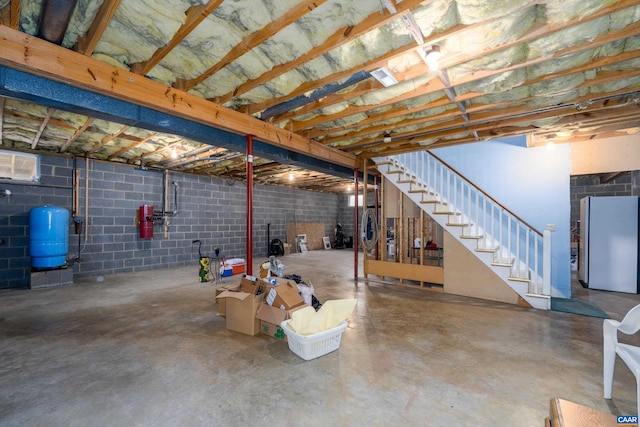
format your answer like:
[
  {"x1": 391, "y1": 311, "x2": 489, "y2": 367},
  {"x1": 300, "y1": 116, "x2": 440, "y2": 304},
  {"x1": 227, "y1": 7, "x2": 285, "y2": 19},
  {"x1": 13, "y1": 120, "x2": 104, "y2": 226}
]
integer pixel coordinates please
[
  {"x1": 509, "y1": 277, "x2": 531, "y2": 283},
  {"x1": 492, "y1": 262, "x2": 513, "y2": 267},
  {"x1": 460, "y1": 235, "x2": 483, "y2": 239},
  {"x1": 525, "y1": 293, "x2": 550, "y2": 299}
]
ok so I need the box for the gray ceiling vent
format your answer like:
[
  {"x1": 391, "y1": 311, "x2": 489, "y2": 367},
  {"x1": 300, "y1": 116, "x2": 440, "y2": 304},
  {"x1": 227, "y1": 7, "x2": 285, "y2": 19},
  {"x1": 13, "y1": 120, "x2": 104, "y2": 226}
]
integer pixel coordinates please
[{"x1": 370, "y1": 67, "x2": 398, "y2": 87}]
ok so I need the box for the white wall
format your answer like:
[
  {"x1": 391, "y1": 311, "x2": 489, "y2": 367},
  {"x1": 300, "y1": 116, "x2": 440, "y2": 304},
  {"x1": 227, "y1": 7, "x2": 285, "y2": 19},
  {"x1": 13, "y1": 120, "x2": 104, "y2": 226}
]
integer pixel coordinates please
[
  {"x1": 571, "y1": 134, "x2": 640, "y2": 175},
  {"x1": 433, "y1": 137, "x2": 572, "y2": 297}
]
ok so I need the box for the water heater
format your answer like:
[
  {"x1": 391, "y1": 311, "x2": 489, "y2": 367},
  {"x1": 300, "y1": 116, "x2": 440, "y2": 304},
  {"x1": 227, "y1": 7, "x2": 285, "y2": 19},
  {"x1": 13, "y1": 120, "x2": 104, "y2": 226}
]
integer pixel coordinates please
[{"x1": 139, "y1": 205, "x2": 154, "y2": 239}]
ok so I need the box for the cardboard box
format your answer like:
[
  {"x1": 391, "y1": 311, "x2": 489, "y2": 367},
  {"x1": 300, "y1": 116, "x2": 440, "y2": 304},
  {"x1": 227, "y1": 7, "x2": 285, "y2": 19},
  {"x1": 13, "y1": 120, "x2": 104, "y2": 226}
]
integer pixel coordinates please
[
  {"x1": 239, "y1": 275, "x2": 265, "y2": 295},
  {"x1": 265, "y1": 279, "x2": 305, "y2": 310},
  {"x1": 215, "y1": 283, "x2": 241, "y2": 316},
  {"x1": 256, "y1": 303, "x2": 308, "y2": 341},
  {"x1": 217, "y1": 289, "x2": 264, "y2": 336}
]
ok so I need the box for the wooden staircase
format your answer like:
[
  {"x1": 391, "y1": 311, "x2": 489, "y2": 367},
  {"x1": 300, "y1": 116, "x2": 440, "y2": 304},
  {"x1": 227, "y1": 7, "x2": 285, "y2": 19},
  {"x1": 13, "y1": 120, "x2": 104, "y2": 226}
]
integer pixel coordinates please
[{"x1": 373, "y1": 154, "x2": 551, "y2": 310}]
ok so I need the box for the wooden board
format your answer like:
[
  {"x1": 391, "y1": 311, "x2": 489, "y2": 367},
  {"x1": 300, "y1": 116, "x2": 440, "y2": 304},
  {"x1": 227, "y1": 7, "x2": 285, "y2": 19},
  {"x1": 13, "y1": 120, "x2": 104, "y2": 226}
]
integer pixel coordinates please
[
  {"x1": 366, "y1": 259, "x2": 444, "y2": 285},
  {"x1": 549, "y1": 398, "x2": 618, "y2": 427},
  {"x1": 286, "y1": 222, "x2": 327, "y2": 251}
]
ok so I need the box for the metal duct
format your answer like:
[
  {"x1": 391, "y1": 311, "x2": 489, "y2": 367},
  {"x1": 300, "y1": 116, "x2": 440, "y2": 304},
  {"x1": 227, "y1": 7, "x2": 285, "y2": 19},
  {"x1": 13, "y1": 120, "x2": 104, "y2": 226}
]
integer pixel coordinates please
[{"x1": 38, "y1": 0, "x2": 78, "y2": 45}]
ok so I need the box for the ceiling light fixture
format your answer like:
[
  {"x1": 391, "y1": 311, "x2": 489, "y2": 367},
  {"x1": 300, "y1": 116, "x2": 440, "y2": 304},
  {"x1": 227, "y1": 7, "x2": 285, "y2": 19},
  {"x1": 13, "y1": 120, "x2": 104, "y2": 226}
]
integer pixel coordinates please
[
  {"x1": 421, "y1": 45, "x2": 441, "y2": 71},
  {"x1": 289, "y1": 172, "x2": 294, "y2": 181},
  {"x1": 383, "y1": 132, "x2": 392, "y2": 143}
]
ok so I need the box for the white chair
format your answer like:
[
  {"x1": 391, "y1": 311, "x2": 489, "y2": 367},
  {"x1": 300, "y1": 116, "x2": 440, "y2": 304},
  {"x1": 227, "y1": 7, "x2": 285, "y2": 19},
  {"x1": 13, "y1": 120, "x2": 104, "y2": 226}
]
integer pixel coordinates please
[{"x1": 603, "y1": 304, "x2": 640, "y2": 416}]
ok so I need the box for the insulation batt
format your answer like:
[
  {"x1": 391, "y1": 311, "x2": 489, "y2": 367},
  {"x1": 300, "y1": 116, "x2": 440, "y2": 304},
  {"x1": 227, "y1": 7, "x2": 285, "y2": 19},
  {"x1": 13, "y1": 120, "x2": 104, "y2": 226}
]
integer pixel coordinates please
[{"x1": 62, "y1": 0, "x2": 104, "y2": 48}]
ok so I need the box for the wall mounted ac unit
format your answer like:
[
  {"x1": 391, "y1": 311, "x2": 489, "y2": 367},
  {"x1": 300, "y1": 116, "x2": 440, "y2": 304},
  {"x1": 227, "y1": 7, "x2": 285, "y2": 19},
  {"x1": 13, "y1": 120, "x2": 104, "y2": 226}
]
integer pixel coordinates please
[{"x1": 0, "y1": 150, "x2": 40, "y2": 181}]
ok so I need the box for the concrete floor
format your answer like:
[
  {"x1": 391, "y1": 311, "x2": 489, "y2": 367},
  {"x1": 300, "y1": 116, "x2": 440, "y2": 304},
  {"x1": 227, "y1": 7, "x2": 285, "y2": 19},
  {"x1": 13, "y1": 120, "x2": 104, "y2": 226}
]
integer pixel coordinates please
[{"x1": 2, "y1": 250, "x2": 640, "y2": 426}]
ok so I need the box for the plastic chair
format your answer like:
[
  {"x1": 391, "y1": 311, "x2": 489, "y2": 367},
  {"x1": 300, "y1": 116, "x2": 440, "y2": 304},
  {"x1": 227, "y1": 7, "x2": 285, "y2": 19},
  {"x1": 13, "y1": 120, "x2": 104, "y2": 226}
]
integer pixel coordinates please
[{"x1": 603, "y1": 304, "x2": 640, "y2": 416}]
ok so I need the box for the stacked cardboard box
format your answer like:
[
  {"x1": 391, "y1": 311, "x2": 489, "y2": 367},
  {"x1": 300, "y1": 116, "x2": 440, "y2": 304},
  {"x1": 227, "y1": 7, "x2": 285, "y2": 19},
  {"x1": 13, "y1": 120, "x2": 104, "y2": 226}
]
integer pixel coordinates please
[
  {"x1": 265, "y1": 279, "x2": 304, "y2": 310},
  {"x1": 216, "y1": 280, "x2": 264, "y2": 335},
  {"x1": 216, "y1": 276, "x2": 306, "y2": 338},
  {"x1": 215, "y1": 283, "x2": 241, "y2": 317},
  {"x1": 257, "y1": 278, "x2": 305, "y2": 340},
  {"x1": 256, "y1": 303, "x2": 306, "y2": 341}
]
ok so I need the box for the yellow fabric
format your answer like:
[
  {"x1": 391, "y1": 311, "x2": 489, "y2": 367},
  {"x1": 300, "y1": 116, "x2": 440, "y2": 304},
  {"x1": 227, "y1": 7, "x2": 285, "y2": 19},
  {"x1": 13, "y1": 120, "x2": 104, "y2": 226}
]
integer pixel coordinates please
[{"x1": 289, "y1": 299, "x2": 357, "y2": 335}]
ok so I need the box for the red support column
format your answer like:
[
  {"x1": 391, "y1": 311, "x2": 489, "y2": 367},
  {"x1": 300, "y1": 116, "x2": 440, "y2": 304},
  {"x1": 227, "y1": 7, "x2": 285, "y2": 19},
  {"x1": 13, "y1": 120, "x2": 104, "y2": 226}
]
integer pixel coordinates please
[
  {"x1": 354, "y1": 168, "x2": 359, "y2": 280},
  {"x1": 246, "y1": 135, "x2": 254, "y2": 276}
]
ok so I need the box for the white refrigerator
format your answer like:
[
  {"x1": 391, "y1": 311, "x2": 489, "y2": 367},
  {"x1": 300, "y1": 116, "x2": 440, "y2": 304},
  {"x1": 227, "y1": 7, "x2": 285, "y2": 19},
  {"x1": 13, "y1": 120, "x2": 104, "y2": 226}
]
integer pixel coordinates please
[{"x1": 579, "y1": 196, "x2": 640, "y2": 293}]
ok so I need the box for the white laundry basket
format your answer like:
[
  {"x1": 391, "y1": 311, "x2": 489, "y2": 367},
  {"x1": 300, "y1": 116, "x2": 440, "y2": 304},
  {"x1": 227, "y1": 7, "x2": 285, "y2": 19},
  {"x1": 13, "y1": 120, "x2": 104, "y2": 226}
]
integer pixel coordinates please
[{"x1": 280, "y1": 320, "x2": 348, "y2": 361}]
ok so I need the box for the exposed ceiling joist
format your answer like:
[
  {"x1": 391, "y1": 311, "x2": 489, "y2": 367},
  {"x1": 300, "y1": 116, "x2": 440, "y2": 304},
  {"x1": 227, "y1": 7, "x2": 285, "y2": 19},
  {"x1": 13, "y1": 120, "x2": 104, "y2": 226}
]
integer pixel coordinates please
[
  {"x1": 0, "y1": 25, "x2": 356, "y2": 170},
  {"x1": 129, "y1": 0, "x2": 224, "y2": 75},
  {"x1": 31, "y1": 107, "x2": 54, "y2": 149},
  {"x1": 176, "y1": 0, "x2": 326, "y2": 91},
  {"x1": 59, "y1": 117, "x2": 94, "y2": 153},
  {"x1": 74, "y1": 0, "x2": 123, "y2": 55}
]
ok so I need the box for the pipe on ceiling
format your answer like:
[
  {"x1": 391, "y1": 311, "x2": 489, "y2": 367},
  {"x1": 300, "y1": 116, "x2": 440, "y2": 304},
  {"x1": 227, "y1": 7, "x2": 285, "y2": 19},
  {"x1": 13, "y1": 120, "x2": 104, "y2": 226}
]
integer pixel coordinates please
[
  {"x1": 260, "y1": 71, "x2": 371, "y2": 120},
  {"x1": 38, "y1": 0, "x2": 79, "y2": 45}
]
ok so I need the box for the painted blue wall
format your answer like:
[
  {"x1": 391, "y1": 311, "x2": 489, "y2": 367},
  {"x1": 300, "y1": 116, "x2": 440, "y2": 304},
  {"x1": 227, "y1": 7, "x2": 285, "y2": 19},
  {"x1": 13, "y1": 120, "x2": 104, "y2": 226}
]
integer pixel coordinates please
[{"x1": 433, "y1": 137, "x2": 571, "y2": 297}]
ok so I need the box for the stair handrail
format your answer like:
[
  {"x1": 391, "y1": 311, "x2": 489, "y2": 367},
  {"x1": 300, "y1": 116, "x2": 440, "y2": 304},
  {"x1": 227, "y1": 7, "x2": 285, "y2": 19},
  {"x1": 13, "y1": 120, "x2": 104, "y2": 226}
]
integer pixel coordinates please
[{"x1": 426, "y1": 151, "x2": 543, "y2": 238}]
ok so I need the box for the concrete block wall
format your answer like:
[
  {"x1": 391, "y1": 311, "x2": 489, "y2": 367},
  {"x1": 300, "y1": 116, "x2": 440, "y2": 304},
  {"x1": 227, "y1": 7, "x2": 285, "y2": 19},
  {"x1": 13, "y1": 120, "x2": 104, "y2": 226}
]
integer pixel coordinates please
[
  {"x1": 570, "y1": 171, "x2": 640, "y2": 232},
  {"x1": 251, "y1": 182, "x2": 341, "y2": 258},
  {"x1": 0, "y1": 155, "x2": 74, "y2": 288},
  {"x1": 337, "y1": 193, "x2": 355, "y2": 242},
  {"x1": 0, "y1": 153, "x2": 344, "y2": 289}
]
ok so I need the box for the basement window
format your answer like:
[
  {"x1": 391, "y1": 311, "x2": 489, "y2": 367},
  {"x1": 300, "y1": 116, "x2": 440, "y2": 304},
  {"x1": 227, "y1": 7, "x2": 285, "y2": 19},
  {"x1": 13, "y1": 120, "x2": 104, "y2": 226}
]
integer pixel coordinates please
[
  {"x1": 0, "y1": 150, "x2": 40, "y2": 182},
  {"x1": 348, "y1": 194, "x2": 363, "y2": 207}
]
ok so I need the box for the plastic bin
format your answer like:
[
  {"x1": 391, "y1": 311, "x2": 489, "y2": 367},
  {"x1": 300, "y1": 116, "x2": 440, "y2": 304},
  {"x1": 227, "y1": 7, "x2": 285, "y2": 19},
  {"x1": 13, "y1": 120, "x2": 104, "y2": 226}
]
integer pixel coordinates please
[
  {"x1": 225, "y1": 258, "x2": 245, "y2": 275},
  {"x1": 231, "y1": 263, "x2": 245, "y2": 275},
  {"x1": 280, "y1": 320, "x2": 348, "y2": 360}
]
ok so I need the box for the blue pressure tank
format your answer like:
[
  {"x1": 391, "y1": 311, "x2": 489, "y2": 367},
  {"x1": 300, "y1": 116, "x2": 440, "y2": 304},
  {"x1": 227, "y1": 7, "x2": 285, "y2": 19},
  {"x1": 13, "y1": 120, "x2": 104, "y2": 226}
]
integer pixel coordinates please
[{"x1": 29, "y1": 205, "x2": 69, "y2": 268}]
